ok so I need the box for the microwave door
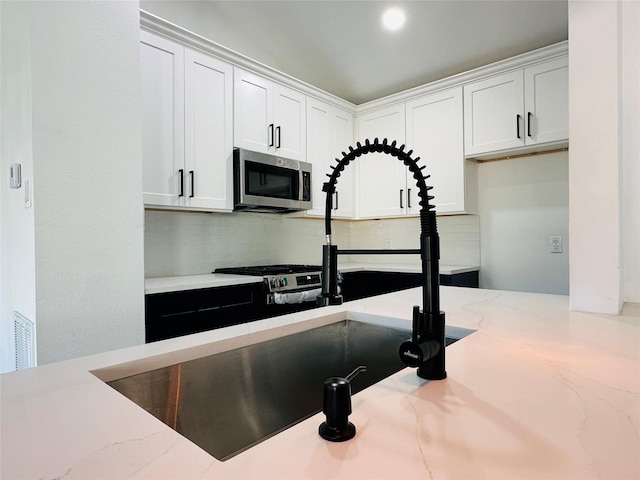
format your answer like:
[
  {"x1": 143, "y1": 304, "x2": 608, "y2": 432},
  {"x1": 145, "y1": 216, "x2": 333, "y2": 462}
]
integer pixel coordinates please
[
  {"x1": 240, "y1": 159, "x2": 301, "y2": 210},
  {"x1": 247, "y1": 168, "x2": 295, "y2": 198}
]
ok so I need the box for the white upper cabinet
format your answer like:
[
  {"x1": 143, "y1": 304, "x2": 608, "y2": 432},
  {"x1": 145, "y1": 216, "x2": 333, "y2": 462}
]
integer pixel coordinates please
[
  {"x1": 306, "y1": 98, "x2": 354, "y2": 218},
  {"x1": 234, "y1": 68, "x2": 306, "y2": 161},
  {"x1": 141, "y1": 30, "x2": 233, "y2": 212},
  {"x1": 406, "y1": 87, "x2": 476, "y2": 215},
  {"x1": 356, "y1": 104, "x2": 415, "y2": 218},
  {"x1": 464, "y1": 56, "x2": 568, "y2": 157}
]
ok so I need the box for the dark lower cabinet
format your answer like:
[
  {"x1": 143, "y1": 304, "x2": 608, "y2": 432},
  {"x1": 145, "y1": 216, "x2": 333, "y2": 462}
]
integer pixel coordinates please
[
  {"x1": 341, "y1": 272, "x2": 423, "y2": 302},
  {"x1": 147, "y1": 269, "x2": 479, "y2": 342},
  {"x1": 341, "y1": 270, "x2": 478, "y2": 302},
  {"x1": 145, "y1": 282, "x2": 322, "y2": 343},
  {"x1": 145, "y1": 282, "x2": 265, "y2": 343},
  {"x1": 439, "y1": 270, "x2": 479, "y2": 288}
]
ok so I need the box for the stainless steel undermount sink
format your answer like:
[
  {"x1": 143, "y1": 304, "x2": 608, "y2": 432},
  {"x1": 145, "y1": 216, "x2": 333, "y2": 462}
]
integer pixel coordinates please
[{"x1": 103, "y1": 319, "x2": 472, "y2": 461}]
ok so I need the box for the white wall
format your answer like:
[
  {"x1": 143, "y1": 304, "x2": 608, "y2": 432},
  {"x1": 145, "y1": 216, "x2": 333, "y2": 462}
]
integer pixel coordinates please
[
  {"x1": 568, "y1": 0, "x2": 639, "y2": 312},
  {"x1": 0, "y1": 1, "x2": 146, "y2": 369},
  {"x1": 478, "y1": 152, "x2": 569, "y2": 295},
  {"x1": 1, "y1": 2, "x2": 37, "y2": 372}
]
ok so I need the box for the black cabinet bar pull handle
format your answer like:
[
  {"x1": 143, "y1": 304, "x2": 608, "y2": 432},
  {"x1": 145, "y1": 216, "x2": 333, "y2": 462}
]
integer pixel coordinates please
[
  {"x1": 527, "y1": 112, "x2": 532, "y2": 137},
  {"x1": 400, "y1": 189, "x2": 404, "y2": 209},
  {"x1": 276, "y1": 126, "x2": 281, "y2": 148},
  {"x1": 408, "y1": 188, "x2": 412, "y2": 209},
  {"x1": 268, "y1": 124, "x2": 274, "y2": 147},
  {"x1": 516, "y1": 114, "x2": 521, "y2": 139},
  {"x1": 334, "y1": 191, "x2": 339, "y2": 210},
  {"x1": 178, "y1": 169, "x2": 184, "y2": 197},
  {"x1": 189, "y1": 170, "x2": 194, "y2": 198}
]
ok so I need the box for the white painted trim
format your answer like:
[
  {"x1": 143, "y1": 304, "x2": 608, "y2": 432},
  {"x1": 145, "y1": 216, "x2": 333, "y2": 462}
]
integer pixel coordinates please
[
  {"x1": 140, "y1": 10, "x2": 357, "y2": 114},
  {"x1": 356, "y1": 42, "x2": 568, "y2": 115},
  {"x1": 141, "y1": 10, "x2": 567, "y2": 119}
]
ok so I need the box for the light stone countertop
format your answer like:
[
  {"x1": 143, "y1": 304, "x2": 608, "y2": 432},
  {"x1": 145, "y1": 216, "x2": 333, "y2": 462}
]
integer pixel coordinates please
[
  {"x1": 1, "y1": 287, "x2": 638, "y2": 479},
  {"x1": 145, "y1": 263, "x2": 479, "y2": 294},
  {"x1": 144, "y1": 273, "x2": 263, "y2": 294}
]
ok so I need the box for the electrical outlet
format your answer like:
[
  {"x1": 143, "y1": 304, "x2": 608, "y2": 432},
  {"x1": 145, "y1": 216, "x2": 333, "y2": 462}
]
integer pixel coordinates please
[{"x1": 549, "y1": 235, "x2": 563, "y2": 253}]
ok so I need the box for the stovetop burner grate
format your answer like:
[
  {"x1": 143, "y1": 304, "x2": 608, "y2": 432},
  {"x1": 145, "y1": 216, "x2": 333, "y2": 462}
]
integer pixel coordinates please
[{"x1": 214, "y1": 264, "x2": 322, "y2": 276}]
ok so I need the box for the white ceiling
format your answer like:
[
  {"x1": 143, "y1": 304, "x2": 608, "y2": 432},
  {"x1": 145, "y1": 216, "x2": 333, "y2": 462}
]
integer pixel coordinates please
[{"x1": 141, "y1": 0, "x2": 569, "y2": 105}]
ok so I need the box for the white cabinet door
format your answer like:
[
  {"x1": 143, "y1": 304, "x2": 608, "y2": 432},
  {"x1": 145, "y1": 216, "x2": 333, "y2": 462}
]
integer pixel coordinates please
[
  {"x1": 463, "y1": 71, "x2": 524, "y2": 156},
  {"x1": 356, "y1": 104, "x2": 408, "y2": 218},
  {"x1": 140, "y1": 30, "x2": 184, "y2": 208},
  {"x1": 524, "y1": 57, "x2": 568, "y2": 145},
  {"x1": 273, "y1": 84, "x2": 306, "y2": 161},
  {"x1": 184, "y1": 49, "x2": 233, "y2": 211},
  {"x1": 406, "y1": 87, "x2": 473, "y2": 215},
  {"x1": 234, "y1": 69, "x2": 273, "y2": 154},
  {"x1": 306, "y1": 98, "x2": 354, "y2": 218},
  {"x1": 234, "y1": 69, "x2": 306, "y2": 161}
]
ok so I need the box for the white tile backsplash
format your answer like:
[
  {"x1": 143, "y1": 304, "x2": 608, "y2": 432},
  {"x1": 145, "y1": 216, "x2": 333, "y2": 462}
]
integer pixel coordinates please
[
  {"x1": 144, "y1": 211, "x2": 479, "y2": 277},
  {"x1": 347, "y1": 215, "x2": 480, "y2": 266}
]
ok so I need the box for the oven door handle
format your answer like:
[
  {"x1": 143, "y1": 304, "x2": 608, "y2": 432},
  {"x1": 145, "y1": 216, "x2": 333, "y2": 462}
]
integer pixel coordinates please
[{"x1": 268, "y1": 288, "x2": 323, "y2": 305}]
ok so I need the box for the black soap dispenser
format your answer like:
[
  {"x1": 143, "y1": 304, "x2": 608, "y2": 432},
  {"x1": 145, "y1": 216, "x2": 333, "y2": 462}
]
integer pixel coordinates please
[{"x1": 319, "y1": 366, "x2": 366, "y2": 442}]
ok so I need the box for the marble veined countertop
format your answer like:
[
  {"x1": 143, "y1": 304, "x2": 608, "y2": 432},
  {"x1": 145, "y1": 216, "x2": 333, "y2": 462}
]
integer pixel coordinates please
[{"x1": 1, "y1": 287, "x2": 638, "y2": 479}]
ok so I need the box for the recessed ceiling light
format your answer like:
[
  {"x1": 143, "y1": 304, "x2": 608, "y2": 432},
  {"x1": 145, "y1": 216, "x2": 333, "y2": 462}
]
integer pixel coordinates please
[{"x1": 382, "y1": 7, "x2": 405, "y2": 31}]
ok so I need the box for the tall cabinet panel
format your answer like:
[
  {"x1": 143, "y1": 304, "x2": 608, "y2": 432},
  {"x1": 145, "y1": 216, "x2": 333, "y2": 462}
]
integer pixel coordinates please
[
  {"x1": 356, "y1": 104, "x2": 412, "y2": 218},
  {"x1": 406, "y1": 87, "x2": 474, "y2": 214},
  {"x1": 141, "y1": 30, "x2": 233, "y2": 212},
  {"x1": 306, "y1": 98, "x2": 354, "y2": 218},
  {"x1": 184, "y1": 49, "x2": 233, "y2": 211},
  {"x1": 140, "y1": 31, "x2": 184, "y2": 208}
]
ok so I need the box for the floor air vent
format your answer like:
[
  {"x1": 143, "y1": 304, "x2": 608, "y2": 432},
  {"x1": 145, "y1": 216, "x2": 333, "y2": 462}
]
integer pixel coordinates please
[{"x1": 14, "y1": 312, "x2": 36, "y2": 370}]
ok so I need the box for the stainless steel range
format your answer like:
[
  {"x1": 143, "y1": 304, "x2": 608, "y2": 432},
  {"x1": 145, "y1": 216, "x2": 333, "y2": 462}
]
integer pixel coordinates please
[{"x1": 214, "y1": 264, "x2": 323, "y2": 305}]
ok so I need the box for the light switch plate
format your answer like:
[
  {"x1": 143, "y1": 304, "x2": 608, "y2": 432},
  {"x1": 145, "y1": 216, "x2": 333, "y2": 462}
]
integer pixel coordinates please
[{"x1": 10, "y1": 163, "x2": 22, "y2": 189}]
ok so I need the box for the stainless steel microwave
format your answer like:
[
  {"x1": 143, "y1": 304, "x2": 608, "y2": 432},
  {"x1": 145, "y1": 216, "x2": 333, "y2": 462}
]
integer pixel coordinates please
[{"x1": 233, "y1": 148, "x2": 312, "y2": 212}]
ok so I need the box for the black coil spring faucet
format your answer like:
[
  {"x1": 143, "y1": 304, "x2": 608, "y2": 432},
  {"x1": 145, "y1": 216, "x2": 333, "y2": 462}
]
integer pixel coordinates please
[{"x1": 316, "y1": 138, "x2": 447, "y2": 381}]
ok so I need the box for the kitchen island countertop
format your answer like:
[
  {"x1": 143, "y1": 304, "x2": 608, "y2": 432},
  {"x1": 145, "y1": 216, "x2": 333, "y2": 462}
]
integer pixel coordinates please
[{"x1": 1, "y1": 287, "x2": 638, "y2": 479}]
